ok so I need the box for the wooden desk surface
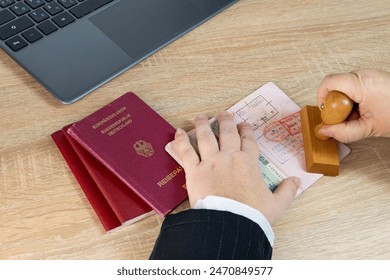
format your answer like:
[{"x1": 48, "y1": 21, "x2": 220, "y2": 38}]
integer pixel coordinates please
[{"x1": 1, "y1": 0, "x2": 390, "y2": 260}]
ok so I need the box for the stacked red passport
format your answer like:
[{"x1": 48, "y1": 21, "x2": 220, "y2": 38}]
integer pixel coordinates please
[{"x1": 51, "y1": 93, "x2": 187, "y2": 232}]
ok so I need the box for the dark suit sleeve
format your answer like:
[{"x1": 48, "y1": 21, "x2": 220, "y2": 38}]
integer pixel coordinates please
[{"x1": 149, "y1": 209, "x2": 272, "y2": 260}]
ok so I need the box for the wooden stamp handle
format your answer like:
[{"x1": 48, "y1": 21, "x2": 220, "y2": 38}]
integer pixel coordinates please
[{"x1": 314, "y1": 91, "x2": 353, "y2": 140}]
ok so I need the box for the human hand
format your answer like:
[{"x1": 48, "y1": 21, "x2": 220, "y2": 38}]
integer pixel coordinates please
[
  {"x1": 317, "y1": 68, "x2": 390, "y2": 142},
  {"x1": 171, "y1": 112, "x2": 300, "y2": 225}
]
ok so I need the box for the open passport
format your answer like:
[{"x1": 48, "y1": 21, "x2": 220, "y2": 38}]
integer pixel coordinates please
[
  {"x1": 165, "y1": 82, "x2": 351, "y2": 196},
  {"x1": 52, "y1": 93, "x2": 187, "y2": 232}
]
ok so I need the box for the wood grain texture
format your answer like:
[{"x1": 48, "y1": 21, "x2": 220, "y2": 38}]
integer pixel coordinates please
[
  {"x1": 319, "y1": 91, "x2": 353, "y2": 125},
  {"x1": 300, "y1": 106, "x2": 339, "y2": 176},
  {"x1": 1, "y1": 0, "x2": 390, "y2": 259}
]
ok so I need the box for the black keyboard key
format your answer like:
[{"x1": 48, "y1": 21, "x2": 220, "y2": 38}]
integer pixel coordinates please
[
  {"x1": 25, "y1": 0, "x2": 45, "y2": 9},
  {"x1": 0, "y1": 9, "x2": 15, "y2": 25},
  {"x1": 52, "y1": 11, "x2": 75, "y2": 28},
  {"x1": 5, "y1": 35, "x2": 28, "y2": 51},
  {"x1": 43, "y1": 2, "x2": 63, "y2": 16},
  {"x1": 69, "y1": 0, "x2": 113, "y2": 19},
  {"x1": 29, "y1": 8, "x2": 49, "y2": 23},
  {"x1": 21, "y1": 27, "x2": 43, "y2": 43},
  {"x1": 0, "y1": 0, "x2": 15, "y2": 9},
  {"x1": 0, "y1": 16, "x2": 34, "y2": 40},
  {"x1": 9, "y1": 2, "x2": 31, "y2": 16},
  {"x1": 37, "y1": 19, "x2": 57, "y2": 35},
  {"x1": 57, "y1": 0, "x2": 77, "y2": 9}
]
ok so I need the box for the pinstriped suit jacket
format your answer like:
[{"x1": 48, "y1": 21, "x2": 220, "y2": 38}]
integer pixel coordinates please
[{"x1": 149, "y1": 209, "x2": 272, "y2": 260}]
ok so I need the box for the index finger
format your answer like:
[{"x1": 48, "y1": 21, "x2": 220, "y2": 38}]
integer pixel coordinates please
[
  {"x1": 194, "y1": 114, "x2": 219, "y2": 159},
  {"x1": 238, "y1": 121, "x2": 259, "y2": 156},
  {"x1": 217, "y1": 112, "x2": 241, "y2": 152}
]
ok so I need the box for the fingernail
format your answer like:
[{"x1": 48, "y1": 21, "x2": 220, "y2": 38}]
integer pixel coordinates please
[
  {"x1": 292, "y1": 177, "x2": 301, "y2": 188},
  {"x1": 238, "y1": 121, "x2": 251, "y2": 128},
  {"x1": 196, "y1": 113, "x2": 208, "y2": 120},
  {"x1": 218, "y1": 111, "x2": 234, "y2": 118},
  {"x1": 319, "y1": 128, "x2": 328, "y2": 135},
  {"x1": 314, "y1": 124, "x2": 331, "y2": 141},
  {"x1": 176, "y1": 128, "x2": 185, "y2": 136}
]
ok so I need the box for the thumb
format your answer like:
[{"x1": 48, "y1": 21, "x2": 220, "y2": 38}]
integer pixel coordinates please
[
  {"x1": 320, "y1": 120, "x2": 368, "y2": 143},
  {"x1": 268, "y1": 177, "x2": 300, "y2": 224}
]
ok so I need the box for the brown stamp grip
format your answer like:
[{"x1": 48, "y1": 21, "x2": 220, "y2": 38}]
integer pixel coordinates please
[{"x1": 315, "y1": 91, "x2": 353, "y2": 140}]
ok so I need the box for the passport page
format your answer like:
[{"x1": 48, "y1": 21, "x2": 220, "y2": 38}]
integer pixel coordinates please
[{"x1": 166, "y1": 82, "x2": 351, "y2": 196}]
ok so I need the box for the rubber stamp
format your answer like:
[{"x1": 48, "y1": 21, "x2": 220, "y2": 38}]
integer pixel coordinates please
[{"x1": 300, "y1": 91, "x2": 353, "y2": 176}]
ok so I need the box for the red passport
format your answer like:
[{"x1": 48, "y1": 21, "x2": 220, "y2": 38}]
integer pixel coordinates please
[
  {"x1": 66, "y1": 92, "x2": 187, "y2": 217},
  {"x1": 52, "y1": 129, "x2": 122, "y2": 232}
]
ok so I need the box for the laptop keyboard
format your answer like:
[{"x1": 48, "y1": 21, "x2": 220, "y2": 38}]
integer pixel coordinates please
[{"x1": 0, "y1": 0, "x2": 114, "y2": 51}]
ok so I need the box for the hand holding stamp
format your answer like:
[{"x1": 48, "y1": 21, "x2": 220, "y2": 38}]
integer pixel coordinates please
[{"x1": 300, "y1": 91, "x2": 353, "y2": 176}]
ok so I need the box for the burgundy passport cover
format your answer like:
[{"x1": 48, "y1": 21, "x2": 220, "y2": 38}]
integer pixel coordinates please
[
  {"x1": 51, "y1": 129, "x2": 122, "y2": 232},
  {"x1": 67, "y1": 92, "x2": 187, "y2": 216},
  {"x1": 62, "y1": 125, "x2": 155, "y2": 226}
]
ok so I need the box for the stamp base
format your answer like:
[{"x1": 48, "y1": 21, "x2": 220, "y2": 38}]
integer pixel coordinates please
[{"x1": 300, "y1": 106, "x2": 339, "y2": 176}]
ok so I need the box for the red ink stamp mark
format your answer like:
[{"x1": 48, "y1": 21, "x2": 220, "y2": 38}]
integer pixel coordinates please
[
  {"x1": 263, "y1": 111, "x2": 301, "y2": 142},
  {"x1": 278, "y1": 111, "x2": 301, "y2": 136},
  {"x1": 263, "y1": 122, "x2": 289, "y2": 142}
]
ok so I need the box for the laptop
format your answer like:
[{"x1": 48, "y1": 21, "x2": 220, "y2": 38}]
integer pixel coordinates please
[{"x1": 0, "y1": 0, "x2": 238, "y2": 104}]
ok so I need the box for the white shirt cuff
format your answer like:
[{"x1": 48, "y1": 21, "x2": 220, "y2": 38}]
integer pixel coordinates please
[{"x1": 193, "y1": 195, "x2": 275, "y2": 246}]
